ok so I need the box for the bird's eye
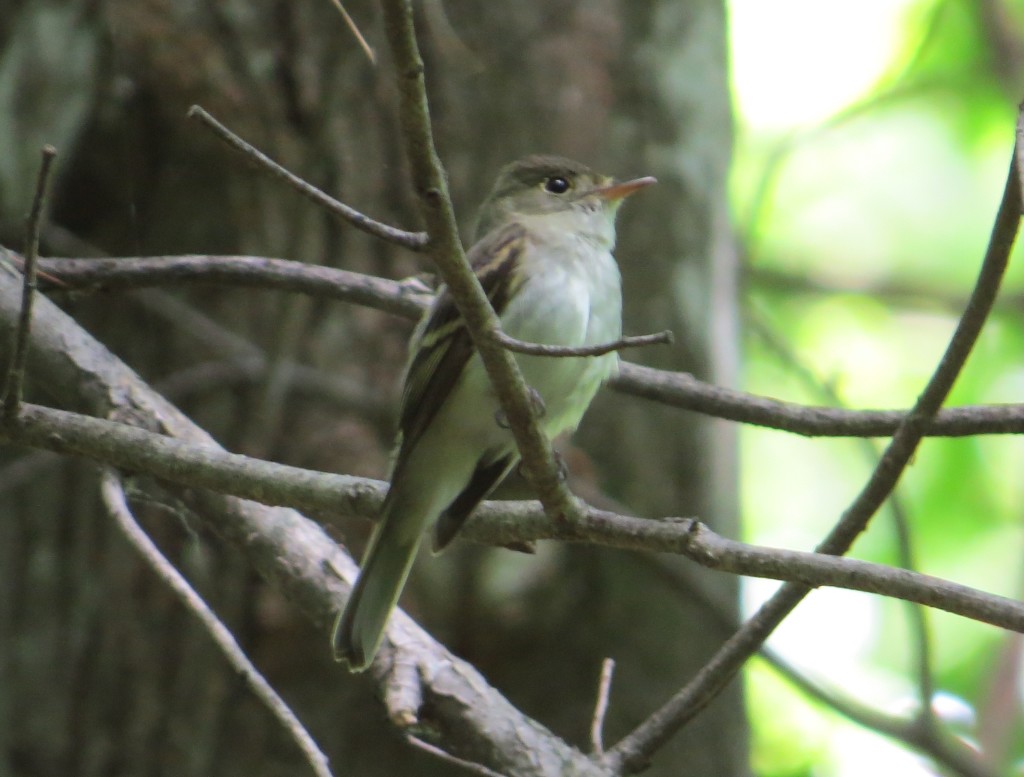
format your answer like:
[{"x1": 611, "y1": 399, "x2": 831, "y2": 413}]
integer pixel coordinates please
[{"x1": 544, "y1": 176, "x2": 571, "y2": 194}]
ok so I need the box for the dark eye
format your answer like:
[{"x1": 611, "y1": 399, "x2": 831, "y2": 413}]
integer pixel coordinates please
[{"x1": 544, "y1": 176, "x2": 571, "y2": 194}]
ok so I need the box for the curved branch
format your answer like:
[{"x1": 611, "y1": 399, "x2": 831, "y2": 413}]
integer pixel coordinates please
[
  {"x1": 4, "y1": 400, "x2": 1023, "y2": 634},
  {"x1": 605, "y1": 104, "x2": 1024, "y2": 774},
  {"x1": 26, "y1": 251, "x2": 1024, "y2": 438},
  {"x1": 35, "y1": 254, "x2": 424, "y2": 318},
  {"x1": 187, "y1": 106, "x2": 428, "y2": 251},
  {"x1": 379, "y1": 0, "x2": 575, "y2": 519},
  {"x1": 100, "y1": 470, "x2": 334, "y2": 777}
]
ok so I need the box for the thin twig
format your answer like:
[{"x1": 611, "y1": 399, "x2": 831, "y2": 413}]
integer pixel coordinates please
[
  {"x1": 589, "y1": 658, "x2": 616, "y2": 755},
  {"x1": 187, "y1": 105, "x2": 427, "y2": 250},
  {"x1": 605, "y1": 104, "x2": 1024, "y2": 774},
  {"x1": 3, "y1": 146, "x2": 57, "y2": 420},
  {"x1": 494, "y1": 330, "x2": 673, "y2": 358},
  {"x1": 98, "y1": 469, "x2": 334, "y2": 777},
  {"x1": 327, "y1": 0, "x2": 376, "y2": 64},
  {"x1": 404, "y1": 735, "x2": 510, "y2": 777}
]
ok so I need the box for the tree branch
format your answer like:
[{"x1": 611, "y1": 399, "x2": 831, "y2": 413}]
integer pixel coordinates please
[
  {"x1": 493, "y1": 329, "x2": 673, "y2": 358},
  {"x1": 23, "y1": 251, "x2": 1024, "y2": 438},
  {"x1": 589, "y1": 658, "x2": 616, "y2": 756},
  {"x1": 605, "y1": 103, "x2": 1024, "y2": 773},
  {"x1": 3, "y1": 145, "x2": 56, "y2": 419},
  {"x1": 3, "y1": 400, "x2": 1023, "y2": 634},
  {"x1": 187, "y1": 106, "x2": 428, "y2": 251},
  {"x1": 36, "y1": 254, "x2": 424, "y2": 318},
  {"x1": 99, "y1": 470, "x2": 334, "y2": 777},
  {"x1": 378, "y1": 0, "x2": 576, "y2": 520}
]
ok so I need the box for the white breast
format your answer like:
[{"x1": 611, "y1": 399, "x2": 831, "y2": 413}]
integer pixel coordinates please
[{"x1": 499, "y1": 228, "x2": 622, "y2": 436}]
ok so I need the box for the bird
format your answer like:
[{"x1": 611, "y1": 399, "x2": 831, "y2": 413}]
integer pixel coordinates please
[{"x1": 332, "y1": 155, "x2": 656, "y2": 670}]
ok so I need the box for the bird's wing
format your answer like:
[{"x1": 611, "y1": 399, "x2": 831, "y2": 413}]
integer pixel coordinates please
[{"x1": 395, "y1": 222, "x2": 528, "y2": 459}]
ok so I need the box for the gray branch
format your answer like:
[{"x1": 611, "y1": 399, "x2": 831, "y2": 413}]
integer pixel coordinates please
[{"x1": 20, "y1": 251, "x2": 1024, "y2": 438}]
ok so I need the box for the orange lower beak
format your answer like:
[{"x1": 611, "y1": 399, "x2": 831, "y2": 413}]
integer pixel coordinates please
[{"x1": 594, "y1": 176, "x2": 657, "y2": 202}]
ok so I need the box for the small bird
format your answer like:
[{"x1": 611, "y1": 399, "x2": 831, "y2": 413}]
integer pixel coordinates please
[{"x1": 332, "y1": 155, "x2": 656, "y2": 670}]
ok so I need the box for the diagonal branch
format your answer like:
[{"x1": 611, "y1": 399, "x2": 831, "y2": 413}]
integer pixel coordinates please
[
  {"x1": 3, "y1": 146, "x2": 57, "y2": 419},
  {"x1": 605, "y1": 104, "x2": 1024, "y2": 774},
  {"x1": 378, "y1": 0, "x2": 576, "y2": 520},
  {"x1": 99, "y1": 469, "x2": 334, "y2": 777},
  {"x1": 187, "y1": 106, "x2": 428, "y2": 251}
]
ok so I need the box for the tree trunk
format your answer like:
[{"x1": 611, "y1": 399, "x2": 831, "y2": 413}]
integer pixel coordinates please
[{"x1": 0, "y1": 1, "x2": 745, "y2": 774}]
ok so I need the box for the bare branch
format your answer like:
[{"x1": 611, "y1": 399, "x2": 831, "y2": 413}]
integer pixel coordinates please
[
  {"x1": 589, "y1": 658, "x2": 616, "y2": 756},
  {"x1": 0, "y1": 255, "x2": 607, "y2": 777},
  {"x1": 612, "y1": 362, "x2": 1024, "y2": 437},
  {"x1": 187, "y1": 106, "x2": 428, "y2": 251},
  {"x1": 29, "y1": 251, "x2": 1024, "y2": 438},
  {"x1": 681, "y1": 521, "x2": 1024, "y2": 631},
  {"x1": 494, "y1": 329, "x2": 673, "y2": 358},
  {"x1": 37, "y1": 254, "x2": 424, "y2": 318},
  {"x1": 3, "y1": 145, "x2": 57, "y2": 419},
  {"x1": 605, "y1": 103, "x2": 1024, "y2": 774},
  {"x1": 2, "y1": 401, "x2": 386, "y2": 517},
  {"x1": 404, "y1": 735, "x2": 510, "y2": 777},
  {"x1": 99, "y1": 469, "x2": 334, "y2": 777},
  {"x1": 378, "y1": 0, "x2": 575, "y2": 519},
  {"x1": 4, "y1": 400, "x2": 1024, "y2": 635},
  {"x1": 327, "y1": 0, "x2": 376, "y2": 64}
]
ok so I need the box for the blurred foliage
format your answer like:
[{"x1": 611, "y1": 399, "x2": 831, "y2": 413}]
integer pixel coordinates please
[{"x1": 730, "y1": 0, "x2": 1024, "y2": 774}]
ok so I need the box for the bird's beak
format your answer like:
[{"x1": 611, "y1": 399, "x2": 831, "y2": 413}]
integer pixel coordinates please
[{"x1": 593, "y1": 176, "x2": 657, "y2": 202}]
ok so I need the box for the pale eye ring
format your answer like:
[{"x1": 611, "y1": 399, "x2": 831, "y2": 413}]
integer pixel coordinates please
[{"x1": 544, "y1": 176, "x2": 571, "y2": 194}]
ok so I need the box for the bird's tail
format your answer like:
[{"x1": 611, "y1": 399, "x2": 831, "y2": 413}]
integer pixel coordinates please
[{"x1": 332, "y1": 506, "x2": 424, "y2": 672}]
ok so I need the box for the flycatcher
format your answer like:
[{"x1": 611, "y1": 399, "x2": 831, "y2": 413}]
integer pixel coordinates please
[{"x1": 333, "y1": 155, "x2": 656, "y2": 670}]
